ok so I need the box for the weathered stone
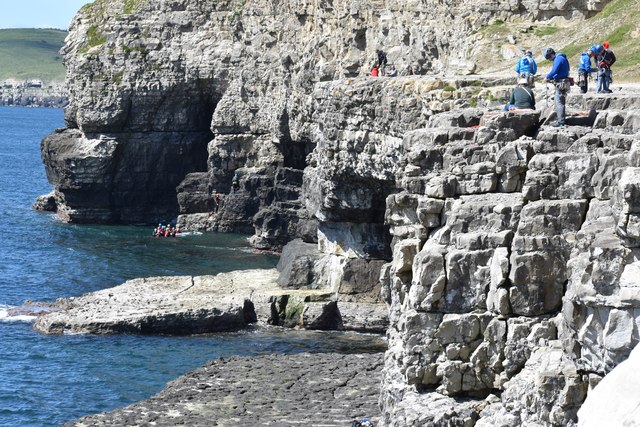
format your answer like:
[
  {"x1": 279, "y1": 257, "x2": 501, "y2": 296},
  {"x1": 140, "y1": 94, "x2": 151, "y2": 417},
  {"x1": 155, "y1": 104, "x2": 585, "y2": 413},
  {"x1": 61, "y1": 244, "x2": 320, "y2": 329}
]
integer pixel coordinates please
[
  {"x1": 66, "y1": 352, "x2": 385, "y2": 427},
  {"x1": 577, "y1": 342, "x2": 640, "y2": 427}
]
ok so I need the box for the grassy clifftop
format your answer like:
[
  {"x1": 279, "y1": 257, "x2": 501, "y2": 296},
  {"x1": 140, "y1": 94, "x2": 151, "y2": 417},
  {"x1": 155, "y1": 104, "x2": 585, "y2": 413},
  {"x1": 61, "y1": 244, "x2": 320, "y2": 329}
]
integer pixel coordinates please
[
  {"x1": 0, "y1": 29, "x2": 67, "y2": 82},
  {"x1": 475, "y1": 0, "x2": 640, "y2": 81}
]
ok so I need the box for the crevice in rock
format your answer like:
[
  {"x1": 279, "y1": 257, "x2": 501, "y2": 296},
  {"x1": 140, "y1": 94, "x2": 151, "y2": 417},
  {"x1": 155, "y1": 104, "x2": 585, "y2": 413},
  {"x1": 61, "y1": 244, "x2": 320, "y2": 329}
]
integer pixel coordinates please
[{"x1": 243, "y1": 299, "x2": 258, "y2": 324}]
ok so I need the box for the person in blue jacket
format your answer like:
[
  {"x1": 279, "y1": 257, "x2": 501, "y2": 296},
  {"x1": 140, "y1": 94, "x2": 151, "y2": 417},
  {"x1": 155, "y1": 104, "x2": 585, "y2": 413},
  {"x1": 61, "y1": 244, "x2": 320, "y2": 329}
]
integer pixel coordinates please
[
  {"x1": 577, "y1": 47, "x2": 597, "y2": 93},
  {"x1": 515, "y1": 50, "x2": 537, "y2": 87},
  {"x1": 544, "y1": 47, "x2": 570, "y2": 127}
]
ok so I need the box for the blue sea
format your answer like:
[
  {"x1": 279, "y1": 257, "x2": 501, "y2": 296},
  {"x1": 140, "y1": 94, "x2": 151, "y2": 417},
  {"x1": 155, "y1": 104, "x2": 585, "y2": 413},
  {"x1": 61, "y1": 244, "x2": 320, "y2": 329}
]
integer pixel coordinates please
[{"x1": 0, "y1": 107, "x2": 385, "y2": 427}]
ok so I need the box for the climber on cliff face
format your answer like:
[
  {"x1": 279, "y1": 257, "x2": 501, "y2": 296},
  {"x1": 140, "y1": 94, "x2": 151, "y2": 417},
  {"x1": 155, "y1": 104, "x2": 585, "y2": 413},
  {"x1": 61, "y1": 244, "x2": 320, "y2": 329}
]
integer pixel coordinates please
[
  {"x1": 515, "y1": 49, "x2": 537, "y2": 88},
  {"x1": 543, "y1": 47, "x2": 571, "y2": 128}
]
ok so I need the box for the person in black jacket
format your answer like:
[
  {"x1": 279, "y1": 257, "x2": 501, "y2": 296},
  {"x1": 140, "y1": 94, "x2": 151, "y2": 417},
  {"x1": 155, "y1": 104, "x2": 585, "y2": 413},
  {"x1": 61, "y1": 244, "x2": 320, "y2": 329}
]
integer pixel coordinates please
[
  {"x1": 375, "y1": 49, "x2": 388, "y2": 75},
  {"x1": 597, "y1": 41, "x2": 616, "y2": 93}
]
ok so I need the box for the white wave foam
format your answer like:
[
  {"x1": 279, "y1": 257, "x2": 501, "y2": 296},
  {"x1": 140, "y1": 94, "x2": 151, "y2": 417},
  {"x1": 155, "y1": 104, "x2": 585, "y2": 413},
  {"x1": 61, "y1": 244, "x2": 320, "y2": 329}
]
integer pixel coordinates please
[
  {"x1": 177, "y1": 231, "x2": 203, "y2": 237},
  {"x1": 0, "y1": 305, "x2": 37, "y2": 323},
  {"x1": 63, "y1": 329, "x2": 87, "y2": 336}
]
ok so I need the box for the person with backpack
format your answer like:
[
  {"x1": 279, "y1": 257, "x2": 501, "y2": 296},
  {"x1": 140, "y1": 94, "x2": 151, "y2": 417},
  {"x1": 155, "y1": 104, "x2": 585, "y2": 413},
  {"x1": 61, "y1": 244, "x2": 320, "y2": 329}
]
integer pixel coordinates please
[
  {"x1": 515, "y1": 50, "x2": 537, "y2": 87},
  {"x1": 596, "y1": 41, "x2": 616, "y2": 93},
  {"x1": 577, "y1": 47, "x2": 597, "y2": 93},
  {"x1": 503, "y1": 78, "x2": 536, "y2": 111},
  {"x1": 544, "y1": 47, "x2": 571, "y2": 128}
]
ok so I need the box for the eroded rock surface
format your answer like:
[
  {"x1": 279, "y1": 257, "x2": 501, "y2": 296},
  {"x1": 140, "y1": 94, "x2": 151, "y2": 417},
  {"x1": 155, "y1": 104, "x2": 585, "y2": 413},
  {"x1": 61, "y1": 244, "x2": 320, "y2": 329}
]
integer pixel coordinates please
[
  {"x1": 66, "y1": 352, "x2": 384, "y2": 427},
  {"x1": 34, "y1": 268, "x2": 389, "y2": 335}
]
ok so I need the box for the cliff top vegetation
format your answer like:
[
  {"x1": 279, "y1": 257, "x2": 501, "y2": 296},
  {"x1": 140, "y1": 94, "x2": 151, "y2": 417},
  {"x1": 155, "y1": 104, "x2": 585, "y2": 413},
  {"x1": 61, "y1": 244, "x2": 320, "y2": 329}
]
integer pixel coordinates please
[
  {"x1": 479, "y1": 0, "x2": 640, "y2": 81},
  {"x1": 0, "y1": 28, "x2": 66, "y2": 82}
]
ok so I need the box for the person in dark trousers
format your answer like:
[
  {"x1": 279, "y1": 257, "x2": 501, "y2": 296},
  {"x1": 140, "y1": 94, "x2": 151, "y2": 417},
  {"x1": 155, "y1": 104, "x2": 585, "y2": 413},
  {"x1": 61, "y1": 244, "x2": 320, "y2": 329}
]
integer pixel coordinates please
[
  {"x1": 214, "y1": 191, "x2": 222, "y2": 212},
  {"x1": 577, "y1": 47, "x2": 597, "y2": 93},
  {"x1": 503, "y1": 78, "x2": 536, "y2": 111},
  {"x1": 596, "y1": 41, "x2": 616, "y2": 93},
  {"x1": 544, "y1": 47, "x2": 570, "y2": 128},
  {"x1": 375, "y1": 49, "x2": 387, "y2": 75},
  {"x1": 515, "y1": 49, "x2": 537, "y2": 87}
]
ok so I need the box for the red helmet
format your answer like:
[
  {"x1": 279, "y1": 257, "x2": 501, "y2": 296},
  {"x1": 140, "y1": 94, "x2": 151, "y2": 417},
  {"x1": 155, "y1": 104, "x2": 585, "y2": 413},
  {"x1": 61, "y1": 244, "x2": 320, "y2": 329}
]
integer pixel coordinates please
[{"x1": 603, "y1": 41, "x2": 610, "y2": 49}]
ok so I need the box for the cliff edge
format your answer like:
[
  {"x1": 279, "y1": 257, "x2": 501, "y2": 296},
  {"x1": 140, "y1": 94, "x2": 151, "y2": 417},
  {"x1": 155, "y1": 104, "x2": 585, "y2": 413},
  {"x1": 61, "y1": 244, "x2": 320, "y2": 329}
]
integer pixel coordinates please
[{"x1": 35, "y1": 0, "x2": 640, "y2": 425}]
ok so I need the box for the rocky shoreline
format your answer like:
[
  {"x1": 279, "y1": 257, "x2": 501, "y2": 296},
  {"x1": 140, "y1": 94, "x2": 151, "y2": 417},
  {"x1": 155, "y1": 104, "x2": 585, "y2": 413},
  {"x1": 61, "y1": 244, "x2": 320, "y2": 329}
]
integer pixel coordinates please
[
  {"x1": 34, "y1": 268, "x2": 389, "y2": 335},
  {"x1": 30, "y1": 0, "x2": 640, "y2": 425},
  {"x1": 0, "y1": 84, "x2": 67, "y2": 108},
  {"x1": 66, "y1": 352, "x2": 384, "y2": 427}
]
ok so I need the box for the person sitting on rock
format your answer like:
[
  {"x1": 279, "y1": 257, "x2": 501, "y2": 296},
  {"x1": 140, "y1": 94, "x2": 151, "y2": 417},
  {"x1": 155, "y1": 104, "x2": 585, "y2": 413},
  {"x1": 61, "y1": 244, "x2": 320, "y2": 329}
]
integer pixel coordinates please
[
  {"x1": 503, "y1": 78, "x2": 536, "y2": 111},
  {"x1": 515, "y1": 49, "x2": 537, "y2": 87},
  {"x1": 387, "y1": 64, "x2": 398, "y2": 77},
  {"x1": 577, "y1": 47, "x2": 597, "y2": 93},
  {"x1": 404, "y1": 65, "x2": 414, "y2": 76},
  {"x1": 370, "y1": 63, "x2": 379, "y2": 77}
]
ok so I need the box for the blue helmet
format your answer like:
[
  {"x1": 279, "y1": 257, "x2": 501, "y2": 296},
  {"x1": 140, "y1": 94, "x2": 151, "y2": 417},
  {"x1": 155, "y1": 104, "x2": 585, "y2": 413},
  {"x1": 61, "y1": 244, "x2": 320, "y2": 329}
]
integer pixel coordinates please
[
  {"x1": 594, "y1": 44, "x2": 603, "y2": 54},
  {"x1": 543, "y1": 47, "x2": 555, "y2": 60}
]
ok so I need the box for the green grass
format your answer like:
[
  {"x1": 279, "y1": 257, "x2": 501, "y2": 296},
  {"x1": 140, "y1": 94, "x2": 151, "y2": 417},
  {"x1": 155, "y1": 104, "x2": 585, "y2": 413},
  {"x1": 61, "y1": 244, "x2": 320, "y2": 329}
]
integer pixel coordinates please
[
  {"x1": 0, "y1": 29, "x2": 66, "y2": 81},
  {"x1": 534, "y1": 26, "x2": 559, "y2": 37},
  {"x1": 599, "y1": 0, "x2": 636, "y2": 18},
  {"x1": 603, "y1": 24, "x2": 633, "y2": 47},
  {"x1": 559, "y1": 43, "x2": 583, "y2": 60},
  {"x1": 123, "y1": 0, "x2": 145, "y2": 14},
  {"x1": 79, "y1": 25, "x2": 107, "y2": 54}
]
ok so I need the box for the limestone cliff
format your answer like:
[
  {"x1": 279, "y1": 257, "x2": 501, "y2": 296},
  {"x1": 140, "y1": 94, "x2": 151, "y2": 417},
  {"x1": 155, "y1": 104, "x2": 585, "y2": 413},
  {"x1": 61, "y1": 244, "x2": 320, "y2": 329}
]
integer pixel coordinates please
[
  {"x1": 38, "y1": 0, "x2": 608, "y2": 232},
  {"x1": 36, "y1": 0, "x2": 640, "y2": 426}
]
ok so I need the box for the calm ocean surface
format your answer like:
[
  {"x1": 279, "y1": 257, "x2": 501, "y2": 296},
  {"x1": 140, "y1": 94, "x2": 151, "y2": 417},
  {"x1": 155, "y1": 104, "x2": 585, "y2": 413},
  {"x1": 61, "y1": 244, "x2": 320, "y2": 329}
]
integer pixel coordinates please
[{"x1": 0, "y1": 107, "x2": 385, "y2": 427}]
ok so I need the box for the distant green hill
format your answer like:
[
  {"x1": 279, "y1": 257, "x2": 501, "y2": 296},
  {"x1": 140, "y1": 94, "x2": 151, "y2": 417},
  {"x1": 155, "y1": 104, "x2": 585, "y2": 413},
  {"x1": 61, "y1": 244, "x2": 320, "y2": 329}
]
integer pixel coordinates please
[{"x1": 0, "y1": 28, "x2": 67, "y2": 82}]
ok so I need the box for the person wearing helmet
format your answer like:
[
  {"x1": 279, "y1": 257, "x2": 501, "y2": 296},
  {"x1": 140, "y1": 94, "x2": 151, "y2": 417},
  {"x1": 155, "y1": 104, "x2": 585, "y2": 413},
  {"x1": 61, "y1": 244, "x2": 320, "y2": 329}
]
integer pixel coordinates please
[
  {"x1": 515, "y1": 49, "x2": 538, "y2": 88},
  {"x1": 503, "y1": 78, "x2": 536, "y2": 111},
  {"x1": 577, "y1": 47, "x2": 597, "y2": 93},
  {"x1": 544, "y1": 47, "x2": 571, "y2": 127},
  {"x1": 596, "y1": 41, "x2": 616, "y2": 94}
]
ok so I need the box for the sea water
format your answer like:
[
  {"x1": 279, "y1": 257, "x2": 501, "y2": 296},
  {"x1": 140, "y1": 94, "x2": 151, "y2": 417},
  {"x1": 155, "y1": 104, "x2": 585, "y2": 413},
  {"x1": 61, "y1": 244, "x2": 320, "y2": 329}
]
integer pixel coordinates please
[{"x1": 0, "y1": 107, "x2": 385, "y2": 427}]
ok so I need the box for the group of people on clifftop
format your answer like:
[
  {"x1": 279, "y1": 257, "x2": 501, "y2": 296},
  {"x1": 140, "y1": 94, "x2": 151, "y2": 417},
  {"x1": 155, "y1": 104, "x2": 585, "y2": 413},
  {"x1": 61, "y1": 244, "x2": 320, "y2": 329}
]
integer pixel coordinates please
[
  {"x1": 370, "y1": 49, "x2": 412, "y2": 77},
  {"x1": 505, "y1": 41, "x2": 617, "y2": 128}
]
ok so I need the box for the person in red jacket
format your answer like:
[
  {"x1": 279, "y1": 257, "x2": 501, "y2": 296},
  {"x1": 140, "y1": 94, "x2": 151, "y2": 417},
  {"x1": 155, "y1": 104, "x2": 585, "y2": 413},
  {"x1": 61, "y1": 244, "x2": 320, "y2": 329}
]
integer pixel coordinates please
[{"x1": 370, "y1": 63, "x2": 379, "y2": 77}]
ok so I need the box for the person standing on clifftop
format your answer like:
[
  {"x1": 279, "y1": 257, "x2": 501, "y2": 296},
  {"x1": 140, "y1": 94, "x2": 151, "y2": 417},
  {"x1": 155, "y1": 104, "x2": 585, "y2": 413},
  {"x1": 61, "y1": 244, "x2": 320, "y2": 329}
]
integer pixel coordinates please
[
  {"x1": 543, "y1": 47, "x2": 571, "y2": 128},
  {"x1": 596, "y1": 41, "x2": 616, "y2": 94},
  {"x1": 577, "y1": 47, "x2": 597, "y2": 93},
  {"x1": 375, "y1": 49, "x2": 387, "y2": 75},
  {"x1": 515, "y1": 50, "x2": 537, "y2": 87}
]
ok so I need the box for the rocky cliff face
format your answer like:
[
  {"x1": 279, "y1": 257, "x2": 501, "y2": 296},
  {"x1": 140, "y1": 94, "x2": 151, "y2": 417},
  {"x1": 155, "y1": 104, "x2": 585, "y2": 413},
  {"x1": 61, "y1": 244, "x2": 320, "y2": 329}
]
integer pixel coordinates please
[
  {"x1": 37, "y1": 0, "x2": 640, "y2": 425},
  {"x1": 377, "y1": 93, "x2": 640, "y2": 425},
  {"x1": 38, "y1": 0, "x2": 608, "y2": 232}
]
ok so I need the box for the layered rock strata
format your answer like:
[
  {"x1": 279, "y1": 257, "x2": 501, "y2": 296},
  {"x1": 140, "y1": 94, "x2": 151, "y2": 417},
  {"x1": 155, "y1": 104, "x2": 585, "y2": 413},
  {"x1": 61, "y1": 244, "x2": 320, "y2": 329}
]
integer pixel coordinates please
[
  {"x1": 374, "y1": 98, "x2": 640, "y2": 424},
  {"x1": 36, "y1": 0, "x2": 640, "y2": 425},
  {"x1": 34, "y1": 268, "x2": 389, "y2": 335},
  {"x1": 37, "y1": 0, "x2": 612, "y2": 245},
  {"x1": 66, "y1": 352, "x2": 384, "y2": 427}
]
